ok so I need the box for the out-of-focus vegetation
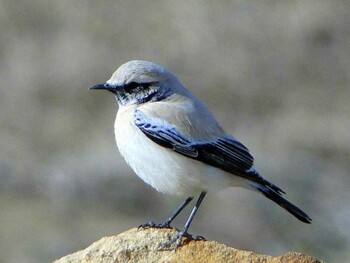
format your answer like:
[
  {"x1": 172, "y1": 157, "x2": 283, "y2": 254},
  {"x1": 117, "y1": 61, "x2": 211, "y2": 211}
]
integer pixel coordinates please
[{"x1": 0, "y1": 1, "x2": 349, "y2": 262}]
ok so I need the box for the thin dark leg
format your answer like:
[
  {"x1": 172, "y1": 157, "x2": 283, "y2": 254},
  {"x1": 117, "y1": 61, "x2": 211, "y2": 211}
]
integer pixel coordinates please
[
  {"x1": 159, "y1": 192, "x2": 207, "y2": 250},
  {"x1": 139, "y1": 196, "x2": 193, "y2": 229},
  {"x1": 166, "y1": 196, "x2": 194, "y2": 225},
  {"x1": 182, "y1": 192, "x2": 206, "y2": 237}
]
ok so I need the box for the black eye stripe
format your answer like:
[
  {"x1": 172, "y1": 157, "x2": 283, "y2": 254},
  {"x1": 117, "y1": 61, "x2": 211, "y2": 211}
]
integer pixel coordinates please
[
  {"x1": 125, "y1": 82, "x2": 139, "y2": 89},
  {"x1": 114, "y1": 81, "x2": 169, "y2": 106},
  {"x1": 123, "y1": 82, "x2": 153, "y2": 93}
]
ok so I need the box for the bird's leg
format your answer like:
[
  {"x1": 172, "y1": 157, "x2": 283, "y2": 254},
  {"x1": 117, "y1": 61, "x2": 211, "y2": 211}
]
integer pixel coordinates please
[
  {"x1": 139, "y1": 196, "x2": 193, "y2": 229},
  {"x1": 159, "y1": 192, "x2": 207, "y2": 250}
]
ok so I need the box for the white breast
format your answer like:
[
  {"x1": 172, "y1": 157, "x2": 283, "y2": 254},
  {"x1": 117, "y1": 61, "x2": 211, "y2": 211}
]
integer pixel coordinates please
[{"x1": 114, "y1": 106, "x2": 245, "y2": 196}]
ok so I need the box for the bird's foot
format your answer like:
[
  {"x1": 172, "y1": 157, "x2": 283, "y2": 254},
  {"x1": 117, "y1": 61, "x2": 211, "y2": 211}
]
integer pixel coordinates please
[
  {"x1": 158, "y1": 230, "x2": 205, "y2": 251},
  {"x1": 138, "y1": 220, "x2": 173, "y2": 230}
]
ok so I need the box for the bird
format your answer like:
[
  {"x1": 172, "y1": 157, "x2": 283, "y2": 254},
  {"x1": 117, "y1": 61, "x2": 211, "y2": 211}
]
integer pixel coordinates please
[{"x1": 90, "y1": 60, "x2": 312, "y2": 250}]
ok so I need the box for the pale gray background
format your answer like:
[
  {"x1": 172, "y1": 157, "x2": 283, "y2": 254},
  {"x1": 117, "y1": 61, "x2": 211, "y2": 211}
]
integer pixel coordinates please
[{"x1": 1, "y1": 1, "x2": 349, "y2": 262}]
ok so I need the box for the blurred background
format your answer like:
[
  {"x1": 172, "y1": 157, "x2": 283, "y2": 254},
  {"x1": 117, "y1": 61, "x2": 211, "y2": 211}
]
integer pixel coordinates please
[{"x1": 0, "y1": 1, "x2": 349, "y2": 262}]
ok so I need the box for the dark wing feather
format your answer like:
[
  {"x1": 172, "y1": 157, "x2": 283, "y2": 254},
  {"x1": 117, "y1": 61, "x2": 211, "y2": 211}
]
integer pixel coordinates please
[{"x1": 134, "y1": 110, "x2": 256, "y2": 180}]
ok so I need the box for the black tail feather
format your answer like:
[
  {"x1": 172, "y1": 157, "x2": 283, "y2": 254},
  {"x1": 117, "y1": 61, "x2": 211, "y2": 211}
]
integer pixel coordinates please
[{"x1": 254, "y1": 184, "x2": 312, "y2": 224}]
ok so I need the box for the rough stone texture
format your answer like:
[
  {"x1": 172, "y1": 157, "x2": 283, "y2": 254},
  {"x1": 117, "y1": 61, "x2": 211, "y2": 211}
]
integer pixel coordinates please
[{"x1": 54, "y1": 228, "x2": 323, "y2": 263}]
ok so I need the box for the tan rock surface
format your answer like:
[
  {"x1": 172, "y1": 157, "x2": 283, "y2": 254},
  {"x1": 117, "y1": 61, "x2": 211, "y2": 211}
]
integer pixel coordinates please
[{"x1": 54, "y1": 228, "x2": 322, "y2": 263}]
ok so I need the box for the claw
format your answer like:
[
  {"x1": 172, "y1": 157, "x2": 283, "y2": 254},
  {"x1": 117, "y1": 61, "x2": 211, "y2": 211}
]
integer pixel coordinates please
[
  {"x1": 138, "y1": 221, "x2": 172, "y2": 229},
  {"x1": 158, "y1": 230, "x2": 206, "y2": 251},
  {"x1": 183, "y1": 232, "x2": 206, "y2": 241}
]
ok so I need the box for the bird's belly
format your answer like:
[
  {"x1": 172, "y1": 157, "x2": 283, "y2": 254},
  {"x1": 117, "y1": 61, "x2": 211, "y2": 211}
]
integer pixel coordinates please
[{"x1": 115, "y1": 124, "x2": 203, "y2": 195}]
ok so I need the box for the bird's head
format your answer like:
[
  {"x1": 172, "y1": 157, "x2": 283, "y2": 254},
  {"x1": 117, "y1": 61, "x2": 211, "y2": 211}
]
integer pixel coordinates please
[{"x1": 90, "y1": 60, "x2": 182, "y2": 106}]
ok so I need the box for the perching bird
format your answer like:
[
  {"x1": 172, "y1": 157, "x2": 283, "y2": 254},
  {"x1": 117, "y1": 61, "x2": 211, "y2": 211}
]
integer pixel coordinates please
[{"x1": 90, "y1": 60, "x2": 311, "y2": 249}]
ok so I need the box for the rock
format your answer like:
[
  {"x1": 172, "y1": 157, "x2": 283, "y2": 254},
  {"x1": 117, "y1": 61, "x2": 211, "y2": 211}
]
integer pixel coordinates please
[{"x1": 54, "y1": 228, "x2": 322, "y2": 263}]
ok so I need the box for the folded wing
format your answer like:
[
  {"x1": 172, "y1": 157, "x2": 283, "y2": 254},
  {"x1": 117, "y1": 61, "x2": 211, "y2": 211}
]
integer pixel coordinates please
[{"x1": 134, "y1": 110, "x2": 277, "y2": 190}]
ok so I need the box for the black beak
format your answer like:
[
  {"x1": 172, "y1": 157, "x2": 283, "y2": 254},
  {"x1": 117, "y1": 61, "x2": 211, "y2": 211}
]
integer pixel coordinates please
[{"x1": 89, "y1": 83, "x2": 115, "y2": 91}]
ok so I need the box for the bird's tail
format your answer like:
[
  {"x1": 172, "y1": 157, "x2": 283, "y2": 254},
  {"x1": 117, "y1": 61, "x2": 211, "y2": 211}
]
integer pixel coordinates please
[{"x1": 251, "y1": 180, "x2": 312, "y2": 224}]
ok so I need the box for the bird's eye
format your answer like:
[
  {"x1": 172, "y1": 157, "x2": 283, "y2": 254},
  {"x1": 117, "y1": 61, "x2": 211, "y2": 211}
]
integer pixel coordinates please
[{"x1": 124, "y1": 82, "x2": 139, "y2": 93}]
